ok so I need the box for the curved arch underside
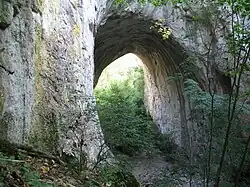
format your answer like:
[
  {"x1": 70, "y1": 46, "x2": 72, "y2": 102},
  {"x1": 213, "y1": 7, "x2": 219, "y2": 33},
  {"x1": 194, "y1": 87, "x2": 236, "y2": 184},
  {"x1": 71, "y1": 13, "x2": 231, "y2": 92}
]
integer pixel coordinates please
[{"x1": 94, "y1": 14, "x2": 189, "y2": 146}]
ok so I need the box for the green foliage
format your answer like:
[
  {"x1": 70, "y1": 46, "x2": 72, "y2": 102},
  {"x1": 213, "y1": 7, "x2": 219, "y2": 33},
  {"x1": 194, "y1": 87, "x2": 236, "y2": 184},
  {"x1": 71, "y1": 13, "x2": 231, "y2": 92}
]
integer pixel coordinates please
[
  {"x1": 216, "y1": 0, "x2": 250, "y2": 18},
  {"x1": 95, "y1": 68, "x2": 159, "y2": 156},
  {"x1": 184, "y1": 79, "x2": 250, "y2": 185},
  {"x1": 155, "y1": 133, "x2": 177, "y2": 157},
  {"x1": 150, "y1": 19, "x2": 172, "y2": 40},
  {"x1": 0, "y1": 152, "x2": 53, "y2": 187},
  {"x1": 93, "y1": 165, "x2": 140, "y2": 187},
  {"x1": 22, "y1": 167, "x2": 50, "y2": 187},
  {"x1": 94, "y1": 66, "x2": 181, "y2": 186}
]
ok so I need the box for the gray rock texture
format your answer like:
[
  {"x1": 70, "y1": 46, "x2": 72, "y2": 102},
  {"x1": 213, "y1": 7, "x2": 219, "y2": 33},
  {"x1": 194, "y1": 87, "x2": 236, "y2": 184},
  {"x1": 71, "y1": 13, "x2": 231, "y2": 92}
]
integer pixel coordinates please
[{"x1": 0, "y1": 0, "x2": 107, "y2": 164}]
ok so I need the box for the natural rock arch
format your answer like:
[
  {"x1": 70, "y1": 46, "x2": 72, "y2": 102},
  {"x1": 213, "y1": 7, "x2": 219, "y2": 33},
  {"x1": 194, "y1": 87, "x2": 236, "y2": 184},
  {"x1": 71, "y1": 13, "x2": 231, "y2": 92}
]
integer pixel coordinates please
[
  {"x1": 94, "y1": 14, "x2": 192, "y2": 146},
  {"x1": 93, "y1": 2, "x2": 233, "y2": 149}
]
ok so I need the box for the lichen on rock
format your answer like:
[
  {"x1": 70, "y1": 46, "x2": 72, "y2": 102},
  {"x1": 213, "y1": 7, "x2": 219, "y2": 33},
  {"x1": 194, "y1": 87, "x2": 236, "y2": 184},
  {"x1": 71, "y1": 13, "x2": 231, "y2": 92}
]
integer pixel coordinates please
[
  {"x1": 29, "y1": 22, "x2": 58, "y2": 152},
  {"x1": 32, "y1": 0, "x2": 44, "y2": 14}
]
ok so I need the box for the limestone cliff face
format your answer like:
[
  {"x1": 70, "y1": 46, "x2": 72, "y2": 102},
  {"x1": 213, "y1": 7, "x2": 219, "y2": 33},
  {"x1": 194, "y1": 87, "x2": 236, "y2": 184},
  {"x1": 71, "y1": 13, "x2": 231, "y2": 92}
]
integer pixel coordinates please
[
  {"x1": 0, "y1": 0, "x2": 246, "y2": 162},
  {"x1": 0, "y1": 0, "x2": 107, "y2": 163}
]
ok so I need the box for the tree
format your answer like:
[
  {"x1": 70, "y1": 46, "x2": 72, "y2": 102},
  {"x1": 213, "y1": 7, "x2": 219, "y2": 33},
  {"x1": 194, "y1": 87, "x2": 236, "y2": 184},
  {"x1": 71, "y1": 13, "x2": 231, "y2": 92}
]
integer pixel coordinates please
[{"x1": 213, "y1": 0, "x2": 250, "y2": 186}]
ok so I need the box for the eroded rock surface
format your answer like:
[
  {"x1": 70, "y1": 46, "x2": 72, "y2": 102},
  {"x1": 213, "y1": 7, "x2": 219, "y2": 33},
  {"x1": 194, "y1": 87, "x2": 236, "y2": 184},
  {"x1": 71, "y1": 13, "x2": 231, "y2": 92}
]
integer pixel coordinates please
[{"x1": 0, "y1": 0, "x2": 107, "y2": 164}]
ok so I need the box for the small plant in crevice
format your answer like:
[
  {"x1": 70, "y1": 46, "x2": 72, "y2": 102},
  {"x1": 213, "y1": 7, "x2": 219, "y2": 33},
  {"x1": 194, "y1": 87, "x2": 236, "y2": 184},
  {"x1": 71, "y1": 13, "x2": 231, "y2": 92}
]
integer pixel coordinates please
[{"x1": 150, "y1": 19, "x2": 172, "y2": 40}]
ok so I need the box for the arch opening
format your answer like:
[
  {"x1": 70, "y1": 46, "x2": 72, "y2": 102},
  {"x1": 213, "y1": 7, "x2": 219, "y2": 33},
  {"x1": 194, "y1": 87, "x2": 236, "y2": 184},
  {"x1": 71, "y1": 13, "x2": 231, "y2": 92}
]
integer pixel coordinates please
[
  {"x1": 94, "y1": 14, "x2": 189, "y2": 147},
  {"x1": 94, "y1": 53, "x2": 157, "y2": 155},
  {"x1": 95, "y1": 53, "x2": 143, "y2": 89}
]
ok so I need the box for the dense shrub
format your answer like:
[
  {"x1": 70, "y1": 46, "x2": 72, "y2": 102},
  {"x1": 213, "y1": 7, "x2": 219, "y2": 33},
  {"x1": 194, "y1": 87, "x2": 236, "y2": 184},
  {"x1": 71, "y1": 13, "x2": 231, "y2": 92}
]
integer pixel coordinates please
[
  {"x1": 95, "y1": 165, "x2": 140, "y2": 187},
  {"x1": 184, "y1": 79, "x2": 250, "y2": 185},
  {"x1": 95, "y1": 67, "x2": 159, "y2": 156}
]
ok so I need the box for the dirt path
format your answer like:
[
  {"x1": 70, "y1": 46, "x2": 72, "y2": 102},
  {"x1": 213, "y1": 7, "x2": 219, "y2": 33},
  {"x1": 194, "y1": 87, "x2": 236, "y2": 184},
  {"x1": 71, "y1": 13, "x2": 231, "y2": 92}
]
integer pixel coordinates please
[
  {"x1": 131, "y1": 155, "x2": 170, "y2": 186},
  {"x1": 131, "y1": 155, "x2": 203, "y2": 187}
]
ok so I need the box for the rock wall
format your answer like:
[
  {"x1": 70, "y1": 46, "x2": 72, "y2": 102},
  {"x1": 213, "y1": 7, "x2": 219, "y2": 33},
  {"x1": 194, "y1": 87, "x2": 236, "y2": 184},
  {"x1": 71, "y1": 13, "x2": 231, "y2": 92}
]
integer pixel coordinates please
[{"x1": 0, "y1": 0, "x2": 107, "y2": 163}]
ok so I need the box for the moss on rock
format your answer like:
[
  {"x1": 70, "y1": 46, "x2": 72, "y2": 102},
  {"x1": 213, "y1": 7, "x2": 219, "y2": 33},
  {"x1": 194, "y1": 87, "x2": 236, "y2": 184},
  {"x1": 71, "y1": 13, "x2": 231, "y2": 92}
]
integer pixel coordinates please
[
  {"x1": 0, "y1": 1, "x2": 14, "y2": 29},
  {"x1": 0, "y1": 112, "x2": 12, "y2": 140},
  {"x1": 29, "y1": 23, "x2": 60, "y2": 153},
  {"x1": 29, "y1": 23, "x2": 57, "y2": 152},
  {"x1": 29, "y1": 112, "x2": 59, "y2": 153}
]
